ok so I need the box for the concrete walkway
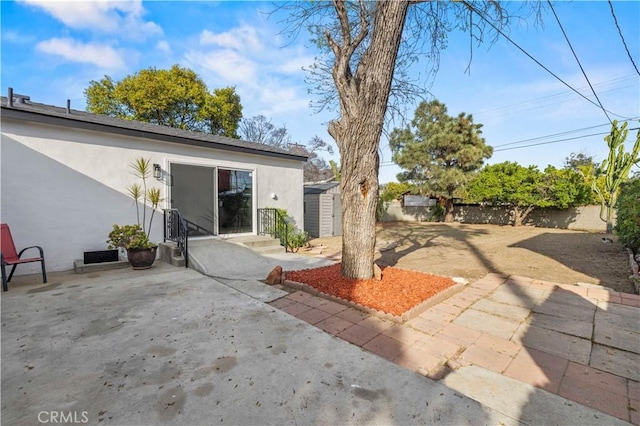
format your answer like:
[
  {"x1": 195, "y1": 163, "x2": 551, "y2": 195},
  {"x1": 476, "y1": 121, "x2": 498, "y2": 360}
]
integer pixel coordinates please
[{"x1": 270, "y1": 272, "x2": 640, "y2": 424}]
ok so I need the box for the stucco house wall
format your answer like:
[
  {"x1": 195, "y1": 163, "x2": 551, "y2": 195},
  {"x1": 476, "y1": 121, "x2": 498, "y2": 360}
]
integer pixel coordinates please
[{"x1": 1, "y1": 97, "x2": 305, "y2": 275}]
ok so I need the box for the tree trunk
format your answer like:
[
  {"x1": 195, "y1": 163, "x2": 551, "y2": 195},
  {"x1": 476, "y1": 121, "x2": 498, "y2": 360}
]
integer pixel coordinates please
[
  {"x1": 444, "y1": 198, "x2": 455, "y2": 223},
  {"x1": 605, "y1": 204, "x2": 615, "y2": 234},
  {"x1": 512, "y1": 205, "x2": 534, "y2": 227},
  {"x1": 329, "y1": 1, "x2": 409, "y2": 279}
]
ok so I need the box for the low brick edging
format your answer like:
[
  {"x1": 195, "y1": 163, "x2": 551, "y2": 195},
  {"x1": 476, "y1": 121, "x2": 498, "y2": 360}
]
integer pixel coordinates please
[{"x1": 281, "y1": 278, "x2": 467, "y2": 323}]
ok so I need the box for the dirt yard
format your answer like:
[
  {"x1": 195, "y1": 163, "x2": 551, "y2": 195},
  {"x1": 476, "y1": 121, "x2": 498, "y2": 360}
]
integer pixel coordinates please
[{"x1": 299, "y1": 222, "x2": 635, "y2": 294}]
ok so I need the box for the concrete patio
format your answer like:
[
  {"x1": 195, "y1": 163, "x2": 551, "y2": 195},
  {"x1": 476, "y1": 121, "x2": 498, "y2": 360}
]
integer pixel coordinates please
[{"x1": 1, "y1": 239, "x2": 637, "y2": 425}]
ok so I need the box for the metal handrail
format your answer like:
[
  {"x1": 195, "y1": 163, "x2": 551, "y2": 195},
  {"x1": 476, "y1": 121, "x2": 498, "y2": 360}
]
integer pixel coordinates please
[
  {"x1": 163, "y1": 208, "x2": 189, "y2": 268},
  {"x1": 257, "y1": 208, "x2": 290, "y2": 251},
  {"x1": 184, "y1": 218, "x2": 215, "y2": 237}
]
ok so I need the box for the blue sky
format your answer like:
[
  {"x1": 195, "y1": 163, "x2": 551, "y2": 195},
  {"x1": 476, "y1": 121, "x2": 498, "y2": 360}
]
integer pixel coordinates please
[{"x1": 2, "y1": 1, "x2": 639, "y2": 183}]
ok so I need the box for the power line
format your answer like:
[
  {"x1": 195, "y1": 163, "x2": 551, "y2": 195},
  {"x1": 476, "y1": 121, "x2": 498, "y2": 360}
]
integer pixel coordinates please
[
  {"x1": 492, "y1": 122, "x2": 617, "y2": 148},
  {"x1": 494, "y1": 127, "x2": 640, "y2": 152},
  {"x1": 474, "y1": 77, "x2": 637, "y2": 120},
  {"x1": 460, "y1": 1, "x2": 628, "y2": 119},
  {"x1": 547, "y1": 0, "x2": 612, "y2": 124},
  {"x1": 608, "y1": 0, "x2": 640, "y2": 76}
]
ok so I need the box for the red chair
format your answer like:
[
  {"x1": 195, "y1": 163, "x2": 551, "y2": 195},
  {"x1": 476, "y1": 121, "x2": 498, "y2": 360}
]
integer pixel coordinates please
[{"x1": 1, "y1": 223, "x2": 47, "y2": 291}]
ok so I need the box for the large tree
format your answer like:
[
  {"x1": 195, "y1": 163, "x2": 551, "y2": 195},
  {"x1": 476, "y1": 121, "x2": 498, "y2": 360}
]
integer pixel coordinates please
[
  {"x1": 467, "y1": 162, "x2": 590, "y2": 226},
  {"x1": 84, "y1": 65, "x2": 242, "y2": 137},
  {"x1": 390, "y1": 100, "x2": 492, "y2": 222},
  {"x1": 281, "y1": 1, "x2": 544, "y2": 278}
]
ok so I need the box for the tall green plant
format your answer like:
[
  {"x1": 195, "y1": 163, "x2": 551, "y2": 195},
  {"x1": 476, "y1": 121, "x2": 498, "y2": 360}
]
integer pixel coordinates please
[
  {"x1": 127, "y1": 158, "x2": 162, "y2": 237},
  {"x1": 593, "y1": 121, "x2": 640, "y2": 233}
]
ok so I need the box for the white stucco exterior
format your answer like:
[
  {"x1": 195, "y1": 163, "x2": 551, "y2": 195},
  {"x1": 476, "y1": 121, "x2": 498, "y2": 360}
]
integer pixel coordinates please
[{"x1": 1, "y1": 115, "x2": 305, "y2": 275}]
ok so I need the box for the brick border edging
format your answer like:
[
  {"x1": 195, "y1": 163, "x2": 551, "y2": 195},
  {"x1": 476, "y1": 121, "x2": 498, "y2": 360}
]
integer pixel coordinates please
[{"x1": 281, "y1": 278, "x2": 466, "y2": 323}]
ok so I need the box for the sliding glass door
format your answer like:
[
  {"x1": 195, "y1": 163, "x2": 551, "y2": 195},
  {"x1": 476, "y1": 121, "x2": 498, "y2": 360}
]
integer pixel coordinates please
[
  {"x1": 170, "y1": 163, "x2": 216, "y2": 236},
  {"x1": 170, "y1": 164, "x2": 253, "y2": 236},
  {"x1": 217, "y1": 169, "x2": 253, "y2": 234}
]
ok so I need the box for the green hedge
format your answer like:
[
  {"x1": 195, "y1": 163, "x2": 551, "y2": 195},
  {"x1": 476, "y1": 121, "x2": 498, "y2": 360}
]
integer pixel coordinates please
[{"x1": 614, "y1": 177, "x2": 640, "y2": 253}]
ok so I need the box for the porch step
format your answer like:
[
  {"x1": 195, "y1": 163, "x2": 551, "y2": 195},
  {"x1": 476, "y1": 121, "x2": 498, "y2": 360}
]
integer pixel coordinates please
[
  {"x1": 227, "y1": 235, "x2": 285, "y2": 255},
  {"x1": 158, "y1": 242, "x2": 186, "y2": 267}
]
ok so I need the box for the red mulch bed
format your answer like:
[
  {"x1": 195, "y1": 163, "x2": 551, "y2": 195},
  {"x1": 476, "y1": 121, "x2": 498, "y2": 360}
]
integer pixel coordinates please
[{"x1": 286, "y1": 263, "x2": 456, "y2": 317}]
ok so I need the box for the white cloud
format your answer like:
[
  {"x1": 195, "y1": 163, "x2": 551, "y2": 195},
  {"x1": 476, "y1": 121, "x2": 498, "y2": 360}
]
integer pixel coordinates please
[
  {"x1": 185, "y1": 49, "x2": 257, "y2": 85},
  {"x1": 181, "y1": 21, "x2": 327, "y2": 142},
  {"x1": 278, "y1": 55, "x2": 316, "y2": 74},
  {"x1": 156, "y1": 40, "x2": 171, "y2": 54},
  {"x1": 19, "y1": 0, "x2": 162, "y2": 39},
  {"x1": 36, "y1": 38, "x2": 126, "y2": 70},
  {"x1": 199, "y1": 25, "x2": 262, "y2": 51}
]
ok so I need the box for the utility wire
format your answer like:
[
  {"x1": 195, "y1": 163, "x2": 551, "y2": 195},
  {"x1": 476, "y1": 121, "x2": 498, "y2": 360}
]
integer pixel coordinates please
[
  {"x1": 494, "y1": 127, "x2": 640, "y2": 152},
  {"x1": 475, "y1": 76, "x2": 637, "y2": 119},
  {"x1": 547, "y1": 0, "x2": 612, "y2": 124},
  {"x1": 492, "y1": 120, "x2": 625, "y2": 148},
  {"x1": 608, "y1": 0, "x2": 640, "y2": 76},
  {"x1": 460, "y1": 0, "x2": 628, "y2": 119}
]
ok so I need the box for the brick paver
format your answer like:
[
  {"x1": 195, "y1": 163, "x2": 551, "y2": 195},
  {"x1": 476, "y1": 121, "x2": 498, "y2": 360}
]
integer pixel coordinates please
[
  {"x1": 363, "y1": 334, "x2": 406, "y2": 361},
  {"x1": 459, "y1": 343, "x2": 513, "y2": 373},
  {"x1": 335, "y1": 307, "x2": 370, "y2": 323},
  {"x1": 315, "y1": 316, "x2": 353, "y2": 334},
  {"x1": 279, "y1": 300, "x2": 313, "y2": 316},
  {"x1": 296, "y1": 307, "x2": 333, "y2": 325},
  {"x1": 454, "y1": 309, "x2": 521, "y2": 339},
  {"x1": 563, "y1": 361, "x2": 628, "y2": 397},
  {"x1": 395, "y1": 345, "x2": 443, "y2": 374},
  {"x1": 337, "y1": 323, "x2": 380, "y2": 346},
  {"x1": 411, "y1": 334, "x2": 461, "y2": 360},
  {"x1": 269, "y1": 272, "x2": 640, "y2": 424},
  {"x1": 504, "y1": 349, "x2": 566, "y2": 393},
  {"x1": 558, "y1": 375, "x2": 630, "y2": 421},
  {"x1": 437, "y1": 322, "x2": 482, "y2": 347}
]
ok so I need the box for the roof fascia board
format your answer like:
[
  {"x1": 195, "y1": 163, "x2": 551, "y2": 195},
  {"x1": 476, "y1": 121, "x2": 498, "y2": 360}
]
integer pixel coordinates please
[{"x1": 1, "y1": 106, "x2": 308, "y2": 162}]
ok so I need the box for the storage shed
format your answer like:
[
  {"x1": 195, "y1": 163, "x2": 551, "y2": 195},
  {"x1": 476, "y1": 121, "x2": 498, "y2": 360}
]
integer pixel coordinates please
[{"x1": 303, "y1": 182, "x2": 342, "y2": 238}]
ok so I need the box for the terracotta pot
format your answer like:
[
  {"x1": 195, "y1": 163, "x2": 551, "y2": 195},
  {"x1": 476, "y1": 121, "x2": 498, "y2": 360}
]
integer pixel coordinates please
[{"x1": 126, "y1": 247, "x2": 157, "y2": 270}]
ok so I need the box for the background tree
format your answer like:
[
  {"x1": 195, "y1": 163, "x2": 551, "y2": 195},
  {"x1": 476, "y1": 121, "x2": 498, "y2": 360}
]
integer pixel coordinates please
[
  {"x1": 280, "y1": 1, "x2": 544, "y2": 278},
  {"x1": 288, "y1": 136, "x2": 335, "y2": 183},
  {"x1": 240, "y1": 115, "x2": 334, "y2": 182},
  {"x1": 329, "y1": 160, "x2": 341, "y2": 182},
  {"x1": 563, "y1": 151, "x2": 605, "y2": 205},
  {"x1": 390, "y1": 100, "x2": 492, "y2": 222},
  {"x1": 239, "y1": 115, "x2": 291, "y2": 149},
  {"x1": 564, "y1": 151, "x2": 597, "y2": 170},
  {"x1": 467, "y1": 162, "x2": 590, "y2": 226},
  {"x1": 593, "y1": 120, "x2": 640, "y2": 233},
  {"x1": 376, "y1": 181, "x2": 417, "y2": 221},
  {"x1": 84, "y1": 65, "x2": 242, "y2": 137}
]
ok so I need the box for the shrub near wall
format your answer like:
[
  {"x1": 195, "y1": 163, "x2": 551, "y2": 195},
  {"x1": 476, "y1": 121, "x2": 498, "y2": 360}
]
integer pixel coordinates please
[{"x1": 615, "y1": 177, "x2": 640, "y2": 255}]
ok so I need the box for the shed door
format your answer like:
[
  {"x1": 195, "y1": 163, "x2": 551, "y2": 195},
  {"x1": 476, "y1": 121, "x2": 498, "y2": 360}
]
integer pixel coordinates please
[{"x1": 332, "y1": 193, "x2": 342, "y2": 236}]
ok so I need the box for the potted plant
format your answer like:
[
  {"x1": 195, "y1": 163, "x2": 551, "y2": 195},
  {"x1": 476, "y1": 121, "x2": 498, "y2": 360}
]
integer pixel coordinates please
[{"x1": 107, "y1": 158, "x2": 162, "y2": 270}]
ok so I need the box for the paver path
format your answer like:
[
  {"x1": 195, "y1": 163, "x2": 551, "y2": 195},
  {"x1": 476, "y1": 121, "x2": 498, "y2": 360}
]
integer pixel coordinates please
[{"x1": 269, "y1": 273, "x2": 640, "y2": 424}]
